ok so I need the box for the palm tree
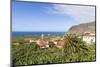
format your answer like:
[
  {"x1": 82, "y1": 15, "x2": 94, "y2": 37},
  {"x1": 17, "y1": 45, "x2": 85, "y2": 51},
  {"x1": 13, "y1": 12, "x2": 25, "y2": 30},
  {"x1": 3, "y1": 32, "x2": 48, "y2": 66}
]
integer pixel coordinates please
[{"x1": 63, "y1": 34, "x2": 89, "y2": 62}]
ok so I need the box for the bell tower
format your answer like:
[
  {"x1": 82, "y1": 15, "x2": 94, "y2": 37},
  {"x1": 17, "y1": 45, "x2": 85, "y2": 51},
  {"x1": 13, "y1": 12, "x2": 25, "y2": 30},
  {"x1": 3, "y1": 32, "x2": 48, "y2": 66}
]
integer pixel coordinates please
[{"x1": 41, "y1": 34, "x2": 44, "y2": 39}]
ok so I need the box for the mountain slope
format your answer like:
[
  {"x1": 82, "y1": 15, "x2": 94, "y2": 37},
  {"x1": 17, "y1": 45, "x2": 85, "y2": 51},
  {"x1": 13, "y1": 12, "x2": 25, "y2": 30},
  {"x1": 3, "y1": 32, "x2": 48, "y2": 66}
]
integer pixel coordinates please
[{"x1": 68, "y1": 21, "x2": 96, "y2": 34}]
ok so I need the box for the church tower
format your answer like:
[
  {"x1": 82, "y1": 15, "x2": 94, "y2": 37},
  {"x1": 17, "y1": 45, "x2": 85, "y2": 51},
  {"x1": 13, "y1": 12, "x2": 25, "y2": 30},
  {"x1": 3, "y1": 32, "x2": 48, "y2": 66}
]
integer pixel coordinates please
[{"x1": 41, "y1": 34, "x2": 44, "y2": 39}]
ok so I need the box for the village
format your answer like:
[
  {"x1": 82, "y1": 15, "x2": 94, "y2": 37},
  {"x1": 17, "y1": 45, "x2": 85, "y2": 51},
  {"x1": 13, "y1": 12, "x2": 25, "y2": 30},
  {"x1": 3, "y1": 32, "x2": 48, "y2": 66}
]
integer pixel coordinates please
[{"x1": 13, "y1": 32, "x2": 95, "y2": 49}]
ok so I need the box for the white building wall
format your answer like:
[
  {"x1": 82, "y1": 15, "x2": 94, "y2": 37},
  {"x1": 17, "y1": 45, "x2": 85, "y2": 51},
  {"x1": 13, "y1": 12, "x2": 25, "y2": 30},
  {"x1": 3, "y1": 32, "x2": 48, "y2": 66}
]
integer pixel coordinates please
[{"x1": 83, "y1": 36, "x2": 95, "y2": 43}]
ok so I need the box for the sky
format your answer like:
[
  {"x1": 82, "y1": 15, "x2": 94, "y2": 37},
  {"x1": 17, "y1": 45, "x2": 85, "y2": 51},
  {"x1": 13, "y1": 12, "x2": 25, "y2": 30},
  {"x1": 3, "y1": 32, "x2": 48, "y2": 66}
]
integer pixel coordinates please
[{"x1": 12, "y1": 0, "x2": 95, "y2": 32}]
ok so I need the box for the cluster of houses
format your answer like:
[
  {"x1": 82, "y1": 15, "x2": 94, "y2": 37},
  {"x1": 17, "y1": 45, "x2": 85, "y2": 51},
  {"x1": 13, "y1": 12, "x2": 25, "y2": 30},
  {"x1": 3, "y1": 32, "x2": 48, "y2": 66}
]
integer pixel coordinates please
[
  {"x1": 24, "y1": 34, "x2": 64, "y2": 49},
  {"x1": 13, "y1": 32, "x2": 95, "y2": 49},
  {"x1": 83, "y1": 32, "x2": 95, "y2": 43}
]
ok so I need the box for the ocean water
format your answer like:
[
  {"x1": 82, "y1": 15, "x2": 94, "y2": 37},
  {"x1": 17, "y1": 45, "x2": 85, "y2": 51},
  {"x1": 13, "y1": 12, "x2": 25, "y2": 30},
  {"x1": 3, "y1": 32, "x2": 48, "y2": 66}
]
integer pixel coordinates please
[{"x1": 12, "y1": 32, "x2": 65, "y2": 37}]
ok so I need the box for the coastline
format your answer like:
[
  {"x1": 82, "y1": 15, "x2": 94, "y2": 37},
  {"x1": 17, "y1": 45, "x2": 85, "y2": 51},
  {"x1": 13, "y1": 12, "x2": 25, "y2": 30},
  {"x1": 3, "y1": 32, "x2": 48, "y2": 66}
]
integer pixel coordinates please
[{"x1": 12, "y1": 31, "x2": 65, "y2": 37}]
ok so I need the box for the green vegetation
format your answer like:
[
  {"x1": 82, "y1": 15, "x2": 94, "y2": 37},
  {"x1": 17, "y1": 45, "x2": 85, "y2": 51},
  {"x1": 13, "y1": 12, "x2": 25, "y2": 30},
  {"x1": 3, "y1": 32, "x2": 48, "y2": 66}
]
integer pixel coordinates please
[{"x1": 12, "y1": 34, "x2": 96, "y2": 66}]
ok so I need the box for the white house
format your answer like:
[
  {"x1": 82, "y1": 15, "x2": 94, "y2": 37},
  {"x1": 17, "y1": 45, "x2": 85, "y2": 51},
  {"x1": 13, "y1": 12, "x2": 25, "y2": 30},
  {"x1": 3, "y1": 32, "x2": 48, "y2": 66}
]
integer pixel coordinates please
[
  {"x1": 83, "y1": 32, "x2": 95, "y2": 43},
  {"x1": 24, "y1": 38, "x2": 36, "y2": 43}
]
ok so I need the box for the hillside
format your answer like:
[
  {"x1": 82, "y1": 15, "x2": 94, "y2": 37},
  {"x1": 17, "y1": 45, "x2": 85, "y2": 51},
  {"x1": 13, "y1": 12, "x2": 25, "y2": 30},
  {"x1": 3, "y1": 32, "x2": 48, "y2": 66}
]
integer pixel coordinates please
[{"x1": 67, "y1": 21, "x2": 96, "y2": 34}]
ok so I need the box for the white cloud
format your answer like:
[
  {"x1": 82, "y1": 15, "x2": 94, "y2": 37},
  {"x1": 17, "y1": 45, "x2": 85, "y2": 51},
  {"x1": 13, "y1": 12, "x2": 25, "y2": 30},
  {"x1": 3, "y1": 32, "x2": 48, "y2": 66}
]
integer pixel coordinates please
[
  {"x1": 16, "y1": 0, "x2": 96, "y2": 23},
  {"x1": 47, "y1": 4, "x2": 95, "y2": 23}
]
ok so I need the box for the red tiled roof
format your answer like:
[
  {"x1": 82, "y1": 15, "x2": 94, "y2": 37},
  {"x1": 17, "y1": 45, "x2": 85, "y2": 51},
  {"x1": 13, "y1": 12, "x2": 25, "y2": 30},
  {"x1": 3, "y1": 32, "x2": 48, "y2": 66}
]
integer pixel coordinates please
[
  {"x1": 38, "y1": 38, "x2": 48, "y2": 46},
  {"x1": 84, "y1": 32, "x2": 95, "y2": 37}
]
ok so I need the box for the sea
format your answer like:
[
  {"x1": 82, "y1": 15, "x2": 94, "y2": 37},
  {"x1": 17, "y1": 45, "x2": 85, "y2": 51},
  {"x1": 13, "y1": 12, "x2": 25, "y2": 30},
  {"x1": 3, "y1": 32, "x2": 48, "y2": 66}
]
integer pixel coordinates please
[{"x1": 12, "y1": 32, "x2": 65, "y2": 37}]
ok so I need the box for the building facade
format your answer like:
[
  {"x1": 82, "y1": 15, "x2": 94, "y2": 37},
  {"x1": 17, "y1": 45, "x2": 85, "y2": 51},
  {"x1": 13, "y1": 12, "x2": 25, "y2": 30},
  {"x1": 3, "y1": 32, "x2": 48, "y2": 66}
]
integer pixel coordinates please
[{"x1": 83, "y1": 32, "x2": 95, "y2": 43}]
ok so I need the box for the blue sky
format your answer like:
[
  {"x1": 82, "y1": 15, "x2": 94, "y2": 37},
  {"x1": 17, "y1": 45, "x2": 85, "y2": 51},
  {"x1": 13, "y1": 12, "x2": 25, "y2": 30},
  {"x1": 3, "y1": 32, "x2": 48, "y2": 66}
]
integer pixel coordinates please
[{"x1": 12, "y1": 1, "x2": 95, "y2": 32}]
